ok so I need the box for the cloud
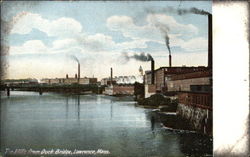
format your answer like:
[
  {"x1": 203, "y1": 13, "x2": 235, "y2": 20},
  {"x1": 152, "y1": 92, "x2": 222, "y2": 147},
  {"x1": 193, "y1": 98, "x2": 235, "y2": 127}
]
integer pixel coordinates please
[
  {"x1": 1, "y1": 11, "x2": 29, "y2": 35},
  {"x1": 154, "y1": 51, "x2": 207, "y2": 67},
  {"x1": 146, "y1": 14, "x2": 198, "y2": 35},
  {"x1": 117, "y1": 39, "x2": 148, "y2": 50},
  {"x1": 81, "y1": 33, "x2": 116, "y2": 52},
  {"x1": 107, "y1": 16, "x2": 134, "y2": 31},
  {"x1": 9, "y1": 40, "x2": 48, "y2": 54},
  {"x1": 107, "y1": 14, "x2": 207, "y2": 53},
  {"x1": 8, "y1": 12, "x2": 206, "y2": 56},
  {"x1": 10, "y1": 12, "x2": 82, "y2": 37},
  {"x1": 9, "y1": 39, "x2": 85, "y2": 56},
  {"x1": 52, "y1": 38, "x2": 78, "y2": 50},
  {"x1": 78, "y1": 33, "x2": 149, "y2": 53},
  {"x1": 47, "y1": 18, "x2": 82, "y2": 37},
  {"x1": 107, "y1": 15, "x2": 160, "y2": 41},
  {"x1": 8, "y1": 36, "x2": 149, "y2": 56},
  {"x1": 107, "y1": 14, "x2": 198, "y2": 42},
  {"x1": 180, "y1": 37, "x2": 208, "y2": 52}
]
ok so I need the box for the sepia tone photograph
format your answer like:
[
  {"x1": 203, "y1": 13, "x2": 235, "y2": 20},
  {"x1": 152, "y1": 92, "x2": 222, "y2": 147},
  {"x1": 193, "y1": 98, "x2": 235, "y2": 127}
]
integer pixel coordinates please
[{"x1": 0, "y1": 1, "x2": 214, "y2": 157}]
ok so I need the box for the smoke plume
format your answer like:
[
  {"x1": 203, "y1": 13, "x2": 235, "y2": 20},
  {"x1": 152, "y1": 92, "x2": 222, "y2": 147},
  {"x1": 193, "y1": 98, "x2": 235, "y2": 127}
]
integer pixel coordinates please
[
  {"x1": 165, "y1": 35, "x2": 171, "y2": 55},
  {"x1": 150, "y1": 16, "x2": 172, "y2": 55},
  {"x1": 176, "y1": 7, "x2": 210, "y2": 15},
  {"x1": 116, "y1": 75, "x2": 143, "y2": 84},
  {"x1": 71, "y1": 55, "x2": 80, "y2": 64},
  {"x1": 123, "y1": 52, "x2": 153, "y2": 62},
  {"x1": 147, "y1": 7, "x2": 210, "y2": 56},
  {"x1": 147, "y1": 7, "x2": 210, "y2": 16}
]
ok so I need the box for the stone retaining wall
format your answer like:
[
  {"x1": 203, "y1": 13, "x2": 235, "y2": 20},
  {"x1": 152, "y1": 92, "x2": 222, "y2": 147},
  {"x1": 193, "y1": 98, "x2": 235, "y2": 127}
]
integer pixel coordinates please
[{"x1": 177, "y1": 103, "x2": 212, "y2": 135}]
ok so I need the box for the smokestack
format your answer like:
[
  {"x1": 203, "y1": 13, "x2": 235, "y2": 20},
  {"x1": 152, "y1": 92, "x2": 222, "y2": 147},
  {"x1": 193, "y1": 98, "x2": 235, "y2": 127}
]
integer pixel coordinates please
[
  {"x1": 78, "y1": 63, "x2": 80, "y2": 83},
  {"x1": 208, "y1": 14, "x2": 212, "y2": 69},
  {"x1": 164, "y1": 35, "x2": 172, "y2": 67},
  {"x1": 111, "y1": 67, "x2": 113, "y2": 85},
  {"x1": 66, "y1": 74, "x2": 68, "y2": 79},
  {"x1": 169, "y1": 54, "x2": 172, "y2": 67},
  {"x1": 75, "y1": 74, "x2": 77, "y2": 79},
  {"x1": 151, "y1": 59, "x2": 155, "y2": 84}
]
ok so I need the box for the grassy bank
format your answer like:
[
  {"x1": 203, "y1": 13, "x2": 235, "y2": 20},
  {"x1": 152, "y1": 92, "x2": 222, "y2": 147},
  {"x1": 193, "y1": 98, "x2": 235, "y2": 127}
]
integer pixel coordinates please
[{"x1": 137, "y1": 94, "x2": 178, "y2": 112}]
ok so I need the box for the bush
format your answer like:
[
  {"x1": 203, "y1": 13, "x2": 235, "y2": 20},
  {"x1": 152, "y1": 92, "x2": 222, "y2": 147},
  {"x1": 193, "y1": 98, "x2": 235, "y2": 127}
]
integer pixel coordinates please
[{"x1": 138, "y1": 94, "x2": 175, "y2": 107}]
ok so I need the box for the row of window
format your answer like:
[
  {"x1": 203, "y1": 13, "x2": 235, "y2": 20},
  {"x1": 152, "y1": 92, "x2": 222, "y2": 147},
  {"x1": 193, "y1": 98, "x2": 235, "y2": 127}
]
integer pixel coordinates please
[{"x1": 190, "y1": 95, "x2": 211, "y2": 106}]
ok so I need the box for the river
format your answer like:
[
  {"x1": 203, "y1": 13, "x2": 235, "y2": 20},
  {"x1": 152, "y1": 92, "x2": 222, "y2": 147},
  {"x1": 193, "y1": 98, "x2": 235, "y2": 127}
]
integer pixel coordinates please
[{"x1": 0, "y1": 91, "x2": 212, "y2": 157}]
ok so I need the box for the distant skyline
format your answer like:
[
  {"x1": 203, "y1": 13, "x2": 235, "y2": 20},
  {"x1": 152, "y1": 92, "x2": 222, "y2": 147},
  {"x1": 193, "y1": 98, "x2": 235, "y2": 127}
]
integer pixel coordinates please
[{"x1": 1, "y1": 1, "x2": 211, "y2": 80}]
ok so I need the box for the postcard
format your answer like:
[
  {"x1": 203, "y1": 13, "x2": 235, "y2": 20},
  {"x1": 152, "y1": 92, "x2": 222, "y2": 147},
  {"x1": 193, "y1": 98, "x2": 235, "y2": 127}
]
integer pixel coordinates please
[{"x1": 1, "y1": 1, "x2": 217, "y2": 157}]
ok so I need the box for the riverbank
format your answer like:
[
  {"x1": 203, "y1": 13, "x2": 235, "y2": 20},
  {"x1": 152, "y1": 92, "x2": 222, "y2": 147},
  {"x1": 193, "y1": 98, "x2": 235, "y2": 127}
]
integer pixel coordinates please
[{"x1": 136, "y1": 93, "x2": 212, "y2": 136}]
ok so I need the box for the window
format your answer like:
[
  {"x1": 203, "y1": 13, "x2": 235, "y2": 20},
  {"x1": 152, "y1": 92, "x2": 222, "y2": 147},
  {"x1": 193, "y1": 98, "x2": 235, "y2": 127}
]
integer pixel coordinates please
[{"x1": 197, "y1": 96, "x2": 200, "y2": 104}]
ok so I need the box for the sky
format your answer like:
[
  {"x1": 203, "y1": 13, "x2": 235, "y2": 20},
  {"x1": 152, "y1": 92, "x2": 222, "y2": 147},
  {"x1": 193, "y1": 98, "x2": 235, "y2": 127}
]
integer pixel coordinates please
[{"x1": 1, "y1": 1, "x2": 212, "y2": 80}]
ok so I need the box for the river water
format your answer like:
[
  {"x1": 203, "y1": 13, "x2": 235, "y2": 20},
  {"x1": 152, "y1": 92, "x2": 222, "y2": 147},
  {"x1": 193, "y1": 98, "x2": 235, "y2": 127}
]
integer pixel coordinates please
[{"x1": 0, "y1": 91, "x2": 212, "y2": 157}]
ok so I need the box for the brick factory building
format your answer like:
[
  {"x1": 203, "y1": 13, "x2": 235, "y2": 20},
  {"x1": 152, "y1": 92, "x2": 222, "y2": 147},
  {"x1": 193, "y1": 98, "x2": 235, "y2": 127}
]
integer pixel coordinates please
[
  {"x1": 143, "y1": 13, "x2": 213, "y2": 134},
  {"x1": 165, "y1": 68, "x2": 212, "y2": 134},
  {"x1": 167, "y1": 69, "x2": 212, "y2": 92},
  {"x1": 100, "y1": 78, "x2": 117, "y2": 86},
  {"x1": 2, "y1": 78, "x2": 38, "y2": 85},
  {"x1": 41, "y1": 75, "x2": 97, "y2": 85},
  {"x1": 104, "y1": 84, "x2": 134, "y2": 96},
  {"x1": 175, "y1": 69, "x2": 212, "y2": 134},
  {"x1": 144, "y1": 66, "x2": 208, "y2": 98}
]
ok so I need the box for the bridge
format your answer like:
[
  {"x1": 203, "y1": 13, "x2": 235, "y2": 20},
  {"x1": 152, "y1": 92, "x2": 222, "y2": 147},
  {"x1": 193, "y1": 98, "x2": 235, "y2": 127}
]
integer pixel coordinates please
[{"x1": 0, "y1": 84, "x2": 105, "y2": 96}]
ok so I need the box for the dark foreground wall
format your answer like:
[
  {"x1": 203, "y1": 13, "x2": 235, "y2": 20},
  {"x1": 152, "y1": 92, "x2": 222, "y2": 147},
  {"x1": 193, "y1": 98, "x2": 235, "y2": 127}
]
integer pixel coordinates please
[{"x1": 177, "y1": 103, "x2": 212, "y2": 135}]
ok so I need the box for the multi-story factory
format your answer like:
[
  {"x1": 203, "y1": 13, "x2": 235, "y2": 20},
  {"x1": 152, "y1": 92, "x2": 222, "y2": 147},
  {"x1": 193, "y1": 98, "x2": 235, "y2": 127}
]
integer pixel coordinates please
[
  {"x1": 41, "y1": 74, "x2": 97, "y2": 85},
  {"x1": 2, "y1": 78, "x2": 38, "y2": 85},
  {"x1": 167, "y1": 70, "x2": 212, "y2": 92},
  {"x1": 100, "y1": 78, "x2": 116, "y2": 86},
  {"x1": 103, "y1": 68, "x2": 136, "y2": 96},
  {"x1": 40, "y1": 61, "x2": 97, "y2": 85},
  {"x1": 143, "y1": 13, "x2": 213, "y2": 134},
  {"x1": 144, "y1": 65, "x2": 208, "y2": 97},
  {"x1": 103, "y1": 84, "x2": 134, "y2": 96},
  {"x1": 144, "y1": 13, "x2": 212, "y2": 99},
  {"x1": 101, "y1": 76, "x2": 143, "y2": 86}
]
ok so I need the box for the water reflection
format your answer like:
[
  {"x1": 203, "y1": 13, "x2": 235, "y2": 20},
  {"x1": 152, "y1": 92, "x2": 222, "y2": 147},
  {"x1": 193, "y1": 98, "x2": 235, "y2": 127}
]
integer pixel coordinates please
[
  {"x1": 151, "y1": 116, "x2": 155, "y2": 132},
  {"x1": 65, "y1": 95, "x2": 69, "y2": 119},
  {"x1": 179, "y1": 132, "x2": 212, "y2": 156},
  {"x1": 0, "y1": 92, "x2": 212, "y2": 157},
  {"x1": 77, "y1": 95, "x2": 80, "y2": 122},
  {"x1": 110, "y1": 103, "x2": 113, "y2": 120}
]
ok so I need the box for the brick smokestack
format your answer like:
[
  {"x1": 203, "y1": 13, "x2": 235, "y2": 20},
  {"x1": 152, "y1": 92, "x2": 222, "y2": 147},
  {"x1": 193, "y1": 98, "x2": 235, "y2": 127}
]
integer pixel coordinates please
[
  {"x1": 66, "y1": 74, "x2": 68, "y2": 79},
  {"x1": 75, "y1": 74, "x2": 77, "y2": 78},
  {"x1": 169, "y1": 54, "x2": 172, "y2": 67},
  {"x1": 78, "y1": 63, "x2": 80, "y2": 83},
  {"x1": 208, "y1": 13, "x2": 212, "y2": 69},
  {"x1": 151, "y1": 59, "x2": 155, "y2": 84}
]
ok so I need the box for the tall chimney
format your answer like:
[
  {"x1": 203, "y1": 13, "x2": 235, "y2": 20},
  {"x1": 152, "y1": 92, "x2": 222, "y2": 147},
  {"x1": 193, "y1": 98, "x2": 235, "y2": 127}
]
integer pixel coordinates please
[
  {"x1": 66, "y1": 74, "x2": 68, "y2": 79},
  {"x1": 151, "y1": 59, "x2": 155, "y2": 84},
  {"x1": 169, "y1": 54, "x2": 172, "y2": 67},
  {"x1": 208, "y1": 14, "x2": 212, "y2": 69},
  {"x1": 75, "y1": 74, "x2": 77, "y2": 79},
  {"x1": 78, "y1": 63, "x2": 80, "y2": 83},
  {"x1": 111, "y1": 67, "x2": 113, "y2": 85}
]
